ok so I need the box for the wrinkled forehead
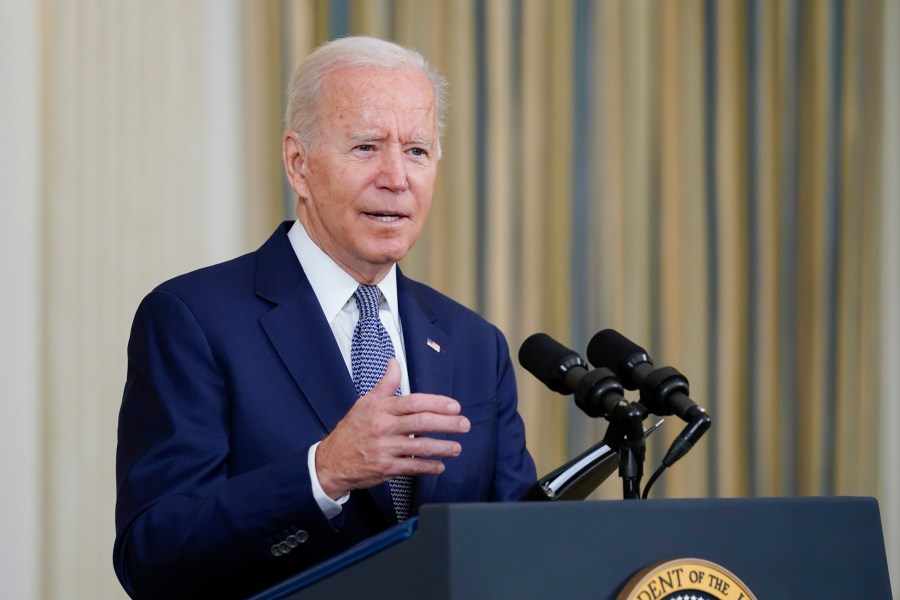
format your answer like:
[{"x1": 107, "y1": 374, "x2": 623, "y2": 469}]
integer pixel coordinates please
[{"x1": 319, "y1": 65, "x2": 437, "y2": 121}]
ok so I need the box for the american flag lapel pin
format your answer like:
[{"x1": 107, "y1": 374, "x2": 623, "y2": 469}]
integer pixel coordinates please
[{"x1": 426, "y1": 338, "x2": 441, "y2": 353}]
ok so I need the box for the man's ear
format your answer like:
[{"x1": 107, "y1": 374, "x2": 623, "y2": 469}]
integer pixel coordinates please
[{"x1": 282, "y1": 131, "x2": 310, "y2": 198}]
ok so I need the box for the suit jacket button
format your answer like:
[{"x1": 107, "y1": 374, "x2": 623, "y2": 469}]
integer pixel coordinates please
[
  {"x1": 295, "y1": 530, "x2": 309, "y2": 543},
  {"x1": 278, "y1": 541, "x2": 291, "y2": 554},
  {"x1": 270, "y1": 544, "x2": 282, "y2": 557}
]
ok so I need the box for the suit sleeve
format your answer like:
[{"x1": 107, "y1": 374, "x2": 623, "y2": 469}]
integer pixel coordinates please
[
  {"x1": 489, "y1": 328, "x2": 538, "y2": 501},
  {"x1": 113, "y1": 289, "x2": 337, "y2": 598}
]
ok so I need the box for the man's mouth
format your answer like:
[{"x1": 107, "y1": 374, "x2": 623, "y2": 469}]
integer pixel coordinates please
[{"x1": 364, "y1": 212, "x2": 403, "y2": 223}]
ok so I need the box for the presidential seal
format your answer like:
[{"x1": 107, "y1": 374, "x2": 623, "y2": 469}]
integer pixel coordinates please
[{"x1": 616, "y1": 558, "x2": 757, "y2": 600}]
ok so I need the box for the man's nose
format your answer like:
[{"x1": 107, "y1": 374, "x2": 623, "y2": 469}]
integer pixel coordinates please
[{"x1": 376, "y1": 147, "x2": 410, "y2": 192}]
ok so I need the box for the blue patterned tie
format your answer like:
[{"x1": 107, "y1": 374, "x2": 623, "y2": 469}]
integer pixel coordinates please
[{"x1": 351, "y1": 285, "x2": 412, "y2": 522}]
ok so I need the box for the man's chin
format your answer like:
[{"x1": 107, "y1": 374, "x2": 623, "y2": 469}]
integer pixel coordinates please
[
  {"x1": 367, "y1": 250, "x2": 410, "y2": 267},
  {"x1": 341, "y1": 246, "x2": 412, "y2": 282},
  {"x1": 365, "y1": 238, "x2": 417, "y2": 263}
]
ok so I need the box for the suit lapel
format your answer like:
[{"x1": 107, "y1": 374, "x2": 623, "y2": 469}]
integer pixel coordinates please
[
  {"x1": 259, "y1": 288, "x2": 358, "y2": 434},
  {"x1": 255, "y1": 225, "x2": 358, "y2": 434},
  {"x1": 399, "y1": 276, "x2": 453, "y2": 397},
  {"x1": 398, "y1": 272, "x2": 454, "y2": 509}
]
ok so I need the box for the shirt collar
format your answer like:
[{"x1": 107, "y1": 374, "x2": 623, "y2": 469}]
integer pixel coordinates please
[{"x1": 287, "y1": 219, "x2": 400, "y2": 325}]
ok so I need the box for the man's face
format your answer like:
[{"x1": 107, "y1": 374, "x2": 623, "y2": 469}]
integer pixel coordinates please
[{"x1": 286, "y1": 66, "x2": 439, "y2": 284}]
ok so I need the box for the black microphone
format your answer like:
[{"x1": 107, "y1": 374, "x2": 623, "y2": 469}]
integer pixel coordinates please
[
  {"x1": 518, "y1": 333, "x2": 628, "y2": 419},
  {"x1": 587, "y1": 329, "x2": 700, "y2": 420},
  {"x1": 587, "y1": 329, "x2": 711, "y2": 466},
  {"x1": 520, "y1": 333, "x2": 648, "y2": 499}
]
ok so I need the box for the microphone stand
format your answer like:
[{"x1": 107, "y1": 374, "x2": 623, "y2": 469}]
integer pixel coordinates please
[
  {"x1": 518, "y1": 418, "x2": 664, "y2": 502},
  {"x1": 602, "y1": 401, "x2": 648, "y2": 500}
]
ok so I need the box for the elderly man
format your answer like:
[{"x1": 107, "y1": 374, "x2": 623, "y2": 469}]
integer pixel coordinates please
[{"x1": 113, "y1": 36, "x2": 536, "y2": 598}]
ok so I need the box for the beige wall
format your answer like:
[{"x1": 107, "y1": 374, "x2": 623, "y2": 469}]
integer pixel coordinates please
[{"x1": 1, "y1": 1, "x2": 42, "y2": 597}]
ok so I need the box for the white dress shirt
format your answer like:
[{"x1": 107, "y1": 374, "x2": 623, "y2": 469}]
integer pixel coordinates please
[{"x1": 287, "y1": 219, "x2": 410, "y2": 518}]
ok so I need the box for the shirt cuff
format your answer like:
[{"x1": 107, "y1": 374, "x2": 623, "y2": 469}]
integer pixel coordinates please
[{"x1": 308, "y1": 441, "x2": 349, "y2": 519}]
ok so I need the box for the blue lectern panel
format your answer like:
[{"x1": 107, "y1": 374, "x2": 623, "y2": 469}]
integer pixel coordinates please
[{"x1": 258, "y1": 497, "x2": 892, "y2": 599}]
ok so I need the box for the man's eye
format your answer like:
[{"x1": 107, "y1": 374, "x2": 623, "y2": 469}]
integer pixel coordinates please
[
  {"x1": 408, "y1": 147, "x2": 427, "y2": 157},
  {"x1": 356, "y1": 144, "x2": 374, "y2": 152}
]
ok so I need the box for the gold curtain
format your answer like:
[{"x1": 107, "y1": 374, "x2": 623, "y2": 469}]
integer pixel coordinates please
[{"x1": 277, "y1": 0, "x2": 888, "y2": 504}]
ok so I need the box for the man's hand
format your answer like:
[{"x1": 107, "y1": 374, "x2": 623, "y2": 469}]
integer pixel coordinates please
[{"x1": 315, "y1": 358, "x2": 470, "y2": 500}]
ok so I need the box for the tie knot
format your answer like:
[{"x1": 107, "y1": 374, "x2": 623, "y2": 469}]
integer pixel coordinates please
[{"x1": 354, "y1": 285, "x2": 382, "y2": 320}]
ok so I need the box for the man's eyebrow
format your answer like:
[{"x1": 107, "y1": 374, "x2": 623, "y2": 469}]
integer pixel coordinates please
[
  {"x1": 348, "y1": 131, "x2": 435, "y2": 148},
  {"x1": 349, "y1": 130, "x2": 386, "y2": 143},
  {"x1": 406, "y1": 135, "x2": 435, "y2": 147}
]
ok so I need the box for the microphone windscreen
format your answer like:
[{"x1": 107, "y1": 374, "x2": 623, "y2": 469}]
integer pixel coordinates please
[
  {"x1": 587, "y1": 329, "x2": 646, "y2": 375},
  {"x1": 518, "y1": 333, "x2": 579, "y2": 393}
]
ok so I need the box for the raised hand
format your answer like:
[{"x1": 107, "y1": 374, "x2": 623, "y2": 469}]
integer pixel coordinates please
[{"x1": 315, "y1": 358, "x2": 470, "y2": 499}]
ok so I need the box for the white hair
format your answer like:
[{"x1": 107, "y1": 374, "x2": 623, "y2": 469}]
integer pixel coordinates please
[{"x1": 284, "y1": 36, "x2": 448, "y2": 152}]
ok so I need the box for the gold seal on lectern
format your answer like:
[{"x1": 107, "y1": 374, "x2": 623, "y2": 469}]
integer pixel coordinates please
[{"x1": 616, "y1": 558, "x2": 758, "y2": 600}]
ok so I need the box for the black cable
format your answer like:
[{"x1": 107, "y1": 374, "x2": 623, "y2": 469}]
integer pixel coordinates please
[{"x1": 642, "y1": 463, "x2": 667, "y2": 499}]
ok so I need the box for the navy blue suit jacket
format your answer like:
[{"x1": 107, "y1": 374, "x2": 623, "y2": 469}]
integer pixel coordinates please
[{"x1": 113, "y1": 222, "x2": 536, "y2": 598}]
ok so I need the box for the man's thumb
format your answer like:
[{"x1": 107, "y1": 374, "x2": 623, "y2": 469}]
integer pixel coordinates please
[{"x1": 371, "y1": 358, "x2": 402, "y2": 396}]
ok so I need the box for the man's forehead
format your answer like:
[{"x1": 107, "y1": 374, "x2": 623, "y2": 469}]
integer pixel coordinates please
[
  {"x1": 320, "y1": 66, "x2": 435, "y2": 109},
  {"x1": 315, "y1": 68, "x2": 437, "y2": 145}
]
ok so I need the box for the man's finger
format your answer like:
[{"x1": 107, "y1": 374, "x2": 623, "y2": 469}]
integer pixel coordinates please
[
  {"x1": 390, "y1": 392, "x2": 462, "y2": 416},
  {"x1": 392, "y1": 456, "x2": 452, "y2": 477},
  {"x1": 394, "y1": 412, "x2": 470, "y2": 436},
  {"x1": 397, "y1": 436, "x2": 464, "y2": 459}
]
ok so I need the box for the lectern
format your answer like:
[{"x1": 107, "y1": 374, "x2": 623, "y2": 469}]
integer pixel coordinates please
[{"x1": 252, "y1": 496, "x2": 892, "y2": 599}]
